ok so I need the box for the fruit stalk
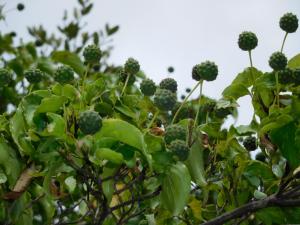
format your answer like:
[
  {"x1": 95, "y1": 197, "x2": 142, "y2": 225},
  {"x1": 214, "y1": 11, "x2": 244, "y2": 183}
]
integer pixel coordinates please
[
  {"x1": 171, "y1": 81, "x2": 201, "y2": 124},
  {"x1": 280, "y1": 32, "x2": 288, "y2": 53},
  {"x1": 193, "y1": 80, "x2": 204, "y2": 128}
]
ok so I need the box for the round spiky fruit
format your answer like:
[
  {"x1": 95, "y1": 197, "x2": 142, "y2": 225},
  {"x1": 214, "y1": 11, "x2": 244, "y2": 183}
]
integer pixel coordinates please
[
  {"x1": 238, "y1": 31, "x2": 258, "y2": 51},
  {"x1": 54, "y1": 65, "x2": 74, "y2": 84},
  {"x1": 24, "y1": 69, "x2": 44, "y2": 83},
  {"x1": 269, "y1": 52, "x2": 287, "y2": 71},
  {"x1": 169, "y1": 139, "x2": 189, "y2": 161},
  {"x1": 0, "y1": 69, "x2": 12, "y2": 87},
  {"x1": 279, "y1": 13, "x2": 298, "y2": 33},
  {"x1": 154, "y1": 89, "x2": 177, "y2": 111},
  {"x1": 124, "y1": 58, "x2": 140, "y2": 75},
  {"x1": 243, "y1": 136, "x2": 257, "y2": 151},
  {"x1": 278, "y1": 68, "x2": 293, "y2": 84},
  {"x1": 83, "y1": 45, "x2": 101, "y2": 64},
  {"x1": 202, "y1": 101, "x2": 216, "y2": 113},
  {"x1": 172, "y1": 103, "x2": 194, "y2": 122},
  {"x1": 78, "y1": 110, "x2": 102, "y2": 135},
  {"x1": 215, "y1": 107, "x2": 233, "y2": 119},
  {"x1": 255, "y1": 152, "x2": 266, "y2": 162},
  {"x1": 10, "y1": 32, "x2": 16, "y2": 37},
  {"x1": 164, "y1": 124, "x2": 187, "y2": 144},
  {"x1": 119, "y1": 69, "x2": 136, "y2": 85},
  {"x1": 140, "y1": 78, "x2": 156, "y2": 96},
  {"x1": 293, "y1": 68, "x2": 300, "y2": 85},
  {"x1": 159, "y1": 78, "x2": 177, "y2": 93},
  {"x1": 168, "y1": 66, "x2": 174, "y2": 73},
  {"x1": 17, "y1": 3, "x2": 25, "y2": 11},
  {"x1": 192, "y1": 61, "x2": 218, "y2": 81},
  {"x1": 35, "y1": 39, "x2": 43, "y2": 47}
]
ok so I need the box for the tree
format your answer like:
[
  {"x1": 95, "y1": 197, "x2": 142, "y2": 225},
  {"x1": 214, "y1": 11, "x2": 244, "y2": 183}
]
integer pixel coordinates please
[{"x1": 0, "y1": 1, "x2": 300, "y2": 224}]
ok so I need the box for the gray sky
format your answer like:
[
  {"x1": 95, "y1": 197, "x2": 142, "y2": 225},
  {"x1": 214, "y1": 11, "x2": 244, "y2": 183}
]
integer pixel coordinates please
[{"x1": 2, "y1": 0, "x2": 300, "y2": 125}]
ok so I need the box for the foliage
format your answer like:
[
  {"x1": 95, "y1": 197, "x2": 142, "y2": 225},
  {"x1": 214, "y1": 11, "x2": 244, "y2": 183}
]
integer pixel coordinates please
[{"x1": 0, "y1": 1, "x2": 300, "y2": 225}]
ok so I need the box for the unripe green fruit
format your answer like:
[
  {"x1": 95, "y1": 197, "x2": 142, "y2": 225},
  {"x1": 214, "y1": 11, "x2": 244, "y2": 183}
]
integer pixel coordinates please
[
  {"x1": 24, "y1": 69, "x2": 44, "y2": 83},
  {"x1": 243, "y1": 136, "x2": 257, "y2": 151},
  {"x1": 140, "y1": 78, "x2": 156, "y2": 96},
  {"x1": 293, "y1": 68, "x2": 300, "y2": 85},
  {"x1": 17, "y1": 3, "x2": 25, "y2": 11},
  {"x1": 172, "y1": 103, "x2": 194, "y2": 122},
  {"x1": 215, "y1": 107, "x2": 232, "y2": 119},
  {"x1": 202, "y1": 101, "x2": 216, "y2": 113},
  {"x1": 0, "y1": 69, "x2": 12, "y2": 87},
  {"x1": 269, "y1": 52, "x2": 287, "y2": 71},
  {"x1": 164, "y1": 125, "x2": 187, "y2": 144},
  {"x1": 168, "y1": 139, "x2": 189, "y2": 161},
  {"x1": 78, "y1": 111, "x2": 102, "y2": 135},
  {"x1": 154, "y1": 89, "x2": 177, "y2": 111},
  {"x1": 10, "y1": 32, "x2": 17, "y2": 37},
  {"x1": 119, "y1": 69, "x2": 136, "y2": 85},
  {"x1": 279, "y1": 13, "x2": 298, "y2": 33},
  {"x1": 168, "y1": 66, "x2": 174, "y2": 73},
  {"x1": 255, "y1": 152, "x2": 266, "y2": 162},
  {"x1": 35, "y1": 39, "x2": 43, "y2": 47},
  {"x1": 159, "y1": 78, "x2": 177, "y2": 93},
  {"x1": 93, "y1": 64, "x2": 100, "y2": 71},
  {"x1": 278, "y1": 68, "x2": 293, "y2": 84},
  {"x1": 124, "y1": 58, "x2": 140, "y2": 75},
  {"x1": 83, "y1": 45, "x2": 101, "y2": 64},
  {"x1": 238, "y1": 31, "x2": 258, "y2": 51},
  {"x1": 54, "y1": 65, "x2": 74, "y2": 84},
  {"x1": 192, "y1": 61, "x2": 218, "y2": 81}
]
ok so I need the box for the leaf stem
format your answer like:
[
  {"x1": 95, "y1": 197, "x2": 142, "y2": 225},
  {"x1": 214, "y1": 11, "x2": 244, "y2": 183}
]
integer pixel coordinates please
[
  {"x1": 280, "y1": 32, "x2": 288, "y2": 53},
  {"x1": 193, "y1": 80, "x2": 204, "y2": 128},
  {"x1": 171, "y1": 81, "x2": 201, "y2": 124},
  {"x1": 248, "y1": 50, "x2": 255, "y2": 85}
]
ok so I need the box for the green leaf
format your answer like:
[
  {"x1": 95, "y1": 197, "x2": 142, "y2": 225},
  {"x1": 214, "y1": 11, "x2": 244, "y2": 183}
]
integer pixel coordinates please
[
  {"x1": 256, "y1": 207, "x2": 286, "y2": 225},
  {"x1": 10, "y1": 106, "x2": 35, "y2": 156},
  {"x1": 95, "y1": 148, "x2": 124, "y2": 165},
  {"x1": 144, "y1": 133, "x2": 164, "y2": 153},
  {"x1": 270, "y1": 122, "x2": 300, "y2": 168},
  {"x1": 35, "y1": 95, "x2": 67, "y2": 114},
  {"x1": 40, "y1": 113, "x2": 66, "y2": 139},
  {"x1": 0, "y1": 136, "x2": 22, "y2": 187},
  {"x1": 260, "y1": 114, "x2": 293, "y2": 135},
  {"x1": 185, "y1": 137, "x2": 207, "y2": 187},
  {"x1": 160, "y1": 162, "x2": 191, "y2": 215},
  {"x1": 244, "y1": 160, "x2": 275, "y2": 182},
  {"x1": 33, "y1": 184, "x2": 55, "y2": 223},
  {"x1": 102, "y1": 167, "x2": 118, "y2": 205},
  {"x1": 254, "y1": 190, "x2": 267, "y2": 200},
  {"x1": 65, "y1": 176, "x2": 77, "y2": 193},
  {"x1": 222, "y1": 83, "x2": 250, "y2": 100},
  {"x1": 52, "y1": 51, "x2": 85, "y2": 75},
  {"x1": 9, "y1": 192, "x2": 33, "y2": 225},
  {"x1": 230, "y1": 67, "x2": 263, "y2": 87},
  {"x1": 105, "y1": 24, "x2": 119, "y2": 36},
  {"x1": 96, "y1": 119, "x2": 151, "y2": 165},
  {"x1": 0, "y1": 171, "x2": 7, "y2": 184},
  {"x1": 288, "y1": 53, "x2": 300, "y2": 69}
]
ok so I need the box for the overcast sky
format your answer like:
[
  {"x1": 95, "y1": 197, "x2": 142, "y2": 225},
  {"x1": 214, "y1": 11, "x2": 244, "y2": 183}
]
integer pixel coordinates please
[{"x1": 2, "y1": 0, "x2": 300, "y2": 125}]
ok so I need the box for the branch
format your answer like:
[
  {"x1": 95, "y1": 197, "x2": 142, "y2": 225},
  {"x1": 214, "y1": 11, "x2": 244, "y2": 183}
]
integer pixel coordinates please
[{"x1": 201, "y1": 185, "x2": 300, "y2": 225}]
